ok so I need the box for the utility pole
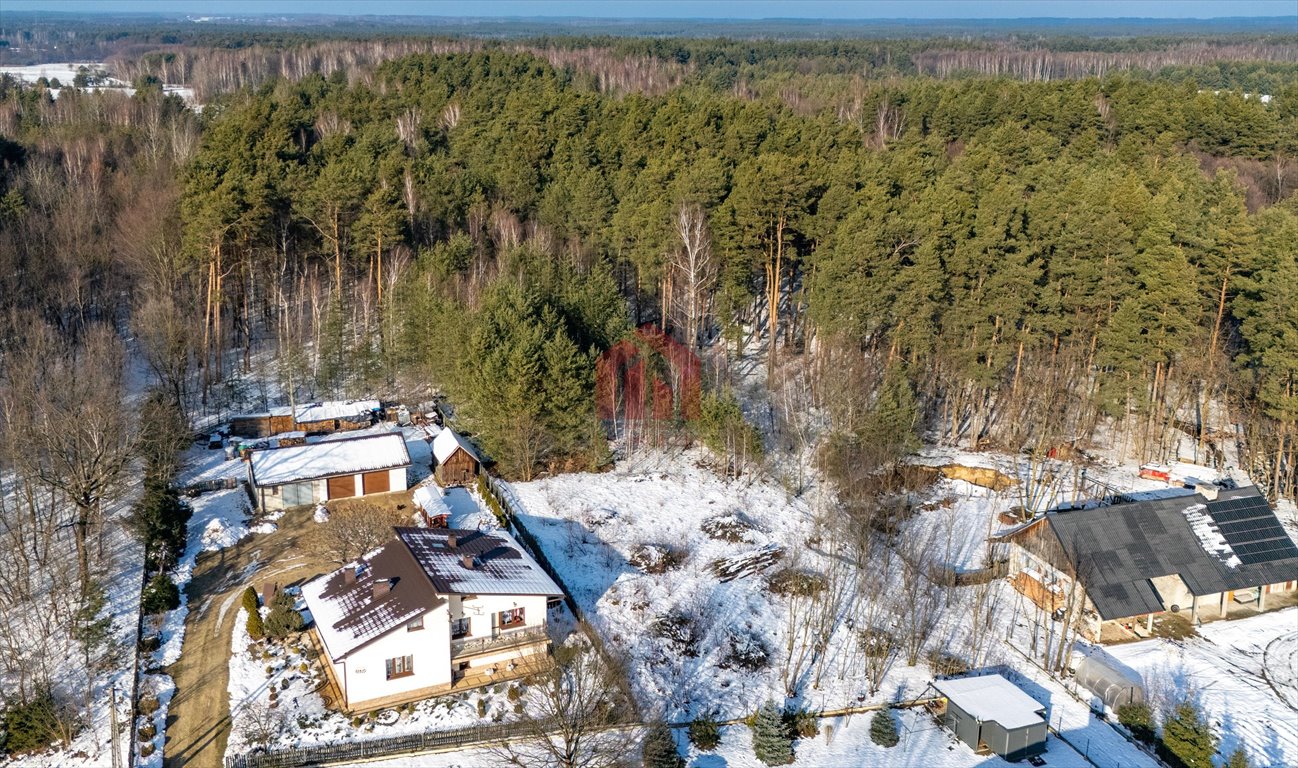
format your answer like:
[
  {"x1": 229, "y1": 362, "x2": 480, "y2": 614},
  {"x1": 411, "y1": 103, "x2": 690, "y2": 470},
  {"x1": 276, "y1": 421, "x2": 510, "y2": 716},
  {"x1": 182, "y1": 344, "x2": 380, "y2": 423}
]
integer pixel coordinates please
[{"x1": 109, "y1": 685, "x2": 122, "y2": 768}]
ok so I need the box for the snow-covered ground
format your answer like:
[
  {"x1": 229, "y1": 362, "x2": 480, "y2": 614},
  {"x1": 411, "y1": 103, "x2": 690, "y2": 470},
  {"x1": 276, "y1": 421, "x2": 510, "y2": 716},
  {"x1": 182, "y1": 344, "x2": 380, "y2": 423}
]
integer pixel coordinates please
[
  {"x1": 134, "y1": 444, "x2": 257, "y2": 768},
  {"x1": 326, "y1": 708, "x2": 1092, "y2": 768},
  {"x1": 507, "y1": 447, "x2": 1173, "y2": 768},
  {"x1": 0, "y1": 62, "x2": 197, "y2": 104},
  {"x1": 3, "y1": 500, "x2": 143, "y2": 768},
  {"x1": 1104, "y1": 608, "x2": 1298, "y2": 768}
]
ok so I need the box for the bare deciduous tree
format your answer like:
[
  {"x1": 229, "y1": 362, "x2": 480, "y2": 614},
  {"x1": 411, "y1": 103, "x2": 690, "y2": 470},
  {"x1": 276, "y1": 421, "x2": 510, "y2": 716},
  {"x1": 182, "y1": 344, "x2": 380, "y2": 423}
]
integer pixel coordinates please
[
  {"x1": 668, "y1": 203, "x2": 717, "y2": 350},
  {"x1": 304, "y1": 505, "x2": 408, "y2": 566},
  {"x1": 493, "y1": 634, "x2": 629, "y2": 768},
  {"x1": 1, "y1": 321, "x2": 137, "y2": 593}
]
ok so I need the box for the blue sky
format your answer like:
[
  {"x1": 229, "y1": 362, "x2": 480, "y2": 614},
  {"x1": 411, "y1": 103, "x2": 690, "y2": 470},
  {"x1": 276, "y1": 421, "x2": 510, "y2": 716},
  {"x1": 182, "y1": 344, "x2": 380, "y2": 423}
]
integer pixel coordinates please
[{"x1": 4, "y1": 1, "x2": 1296, "y2": 19}]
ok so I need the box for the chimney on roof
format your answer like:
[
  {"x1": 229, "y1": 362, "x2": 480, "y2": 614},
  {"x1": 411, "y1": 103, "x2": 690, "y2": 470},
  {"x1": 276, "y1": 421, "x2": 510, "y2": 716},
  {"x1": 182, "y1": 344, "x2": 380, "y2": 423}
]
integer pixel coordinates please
[
  {"x1": 461, "y1": 554, "x2": 475, "y2": 570},
  {"x1": 446, "y1": 533, "x2": 458, "y2": 549},
  {"x1": 1195, "y1": 483, "x2": 1219, "y2": 501},
  {"x1": 372, "y1": 578, "x2": 392, "y2": 598}
]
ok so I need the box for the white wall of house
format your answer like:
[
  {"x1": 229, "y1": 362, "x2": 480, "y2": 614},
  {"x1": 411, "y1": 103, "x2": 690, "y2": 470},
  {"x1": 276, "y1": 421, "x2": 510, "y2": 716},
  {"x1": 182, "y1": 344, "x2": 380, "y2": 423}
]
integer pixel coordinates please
[
  {"x1": 455, "y1": 593, "x2": 549, "y2": 641},
  {"x1": 336, "y1": 605, "x2": 452, "y2": 709},
  {"x1": 389, "y1": 467, "x2": 409, "y2": 493},
  {"x1": 257, "y1": 467, "x2": 407, "y2": 511}
]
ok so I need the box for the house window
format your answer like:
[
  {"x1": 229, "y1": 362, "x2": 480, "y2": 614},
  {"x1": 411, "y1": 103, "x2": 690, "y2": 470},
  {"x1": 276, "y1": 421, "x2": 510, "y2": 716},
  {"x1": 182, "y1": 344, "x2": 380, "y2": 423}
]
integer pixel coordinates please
[
  {"x1": 499, "y1": 607, "x2": 525, "y2": 629},
  {"x1": 451, "y1": 617, "x2": 470, "y2": 638},
  {"x1": 407, "y1": 615, "x2": 424, "y2": 632},
  {"x1": 385, "y1": 655, "x2": 414, "y2": 680}
]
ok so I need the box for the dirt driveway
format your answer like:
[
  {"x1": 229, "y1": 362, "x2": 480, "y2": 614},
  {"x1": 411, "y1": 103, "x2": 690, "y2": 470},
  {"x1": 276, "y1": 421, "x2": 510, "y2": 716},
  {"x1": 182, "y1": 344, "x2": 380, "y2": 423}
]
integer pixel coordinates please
[{"x1": 162, "y1": 504, "x2": 334, "y2": 768}]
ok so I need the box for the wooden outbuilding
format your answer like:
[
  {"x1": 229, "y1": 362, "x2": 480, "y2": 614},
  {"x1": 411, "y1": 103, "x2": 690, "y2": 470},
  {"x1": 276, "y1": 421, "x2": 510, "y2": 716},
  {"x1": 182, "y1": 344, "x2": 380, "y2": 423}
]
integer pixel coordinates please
[{"x1": 433, "y1": 429, "x2": 480, "y2": 487}]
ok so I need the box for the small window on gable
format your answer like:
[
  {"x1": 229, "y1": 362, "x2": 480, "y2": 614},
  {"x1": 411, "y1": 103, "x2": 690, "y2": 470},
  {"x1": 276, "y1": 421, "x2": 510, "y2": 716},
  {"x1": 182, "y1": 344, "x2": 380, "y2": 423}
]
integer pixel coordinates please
[{"x1": 407, "y1": 615, "x2": 424, "y2": 632}]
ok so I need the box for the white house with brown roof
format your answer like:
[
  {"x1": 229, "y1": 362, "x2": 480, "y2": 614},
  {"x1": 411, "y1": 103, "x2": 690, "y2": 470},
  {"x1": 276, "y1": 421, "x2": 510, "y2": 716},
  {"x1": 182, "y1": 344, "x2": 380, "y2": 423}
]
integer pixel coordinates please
[
  {"x1": 247, "y1": 432, "x2": 411, "y2": 511},
  {"x1": 301, "y1": 526, "x2": 563, "y2": 712}
]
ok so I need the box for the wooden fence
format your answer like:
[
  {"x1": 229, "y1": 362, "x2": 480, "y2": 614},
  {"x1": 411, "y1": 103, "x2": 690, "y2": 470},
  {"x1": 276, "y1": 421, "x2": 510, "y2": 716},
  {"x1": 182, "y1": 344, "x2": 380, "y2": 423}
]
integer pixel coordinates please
[{"x1": 224, "y1": 721, "x2": 528, "y2": 768}]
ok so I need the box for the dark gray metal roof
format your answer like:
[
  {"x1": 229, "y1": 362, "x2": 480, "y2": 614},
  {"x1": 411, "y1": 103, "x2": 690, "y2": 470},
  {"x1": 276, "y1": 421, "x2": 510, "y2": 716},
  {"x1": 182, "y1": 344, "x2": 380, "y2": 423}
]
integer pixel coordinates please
[{"x1": 1045, "y1": 486, "x2": 1298, "y2": 621}]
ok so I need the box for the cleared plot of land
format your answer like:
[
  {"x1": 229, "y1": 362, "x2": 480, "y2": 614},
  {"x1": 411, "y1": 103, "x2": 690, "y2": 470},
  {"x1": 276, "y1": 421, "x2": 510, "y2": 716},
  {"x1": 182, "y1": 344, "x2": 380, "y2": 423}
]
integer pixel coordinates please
[{"x1": 1104, "y1": 607, "x2": 1298, "y2": 768}]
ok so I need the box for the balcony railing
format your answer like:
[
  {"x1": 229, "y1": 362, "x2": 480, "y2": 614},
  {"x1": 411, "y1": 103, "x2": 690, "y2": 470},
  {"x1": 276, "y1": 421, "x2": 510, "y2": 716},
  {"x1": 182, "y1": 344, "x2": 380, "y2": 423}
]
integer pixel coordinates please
[{"x1": 450, "y1": 625, "x2": 549, "y2": 658}]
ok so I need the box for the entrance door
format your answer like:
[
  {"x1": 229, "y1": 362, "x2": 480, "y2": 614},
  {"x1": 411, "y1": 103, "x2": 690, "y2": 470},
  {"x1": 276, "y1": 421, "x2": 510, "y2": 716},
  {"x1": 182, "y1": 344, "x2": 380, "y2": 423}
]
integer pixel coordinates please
[
  {"x1": 362, "y1": 470, "x2": 390, "y2": 495},
  {"x1": 326, "y1": 475, "x2": 356, "y2": 499},
  {"x1": 283, "y1": 482, "x2": 313, "y2": 507}
]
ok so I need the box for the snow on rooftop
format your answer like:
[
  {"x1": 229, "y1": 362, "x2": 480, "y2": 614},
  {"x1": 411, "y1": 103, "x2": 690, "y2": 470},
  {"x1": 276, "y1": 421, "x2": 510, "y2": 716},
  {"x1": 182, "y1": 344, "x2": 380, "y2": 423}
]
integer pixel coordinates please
[
  {"x1": 413, "y1": 484, "x2": 451, "y2": 519},
  {"x1": 1181, "y1": 503, "x2": 1242, "y2": 569},
  {"x1": 295, "y1": 399, "x2": 380, "y2": 423},
  {"x1": 433, "y1": 428, "x2": 479, "y2": 465},
  {"x1": 249, "y1": 433, "x2": 410, "y2": 486},
  {"x1": 933, "y1": 674, "x2": 1047, "y2": 730},
  {"x1": 398, "y1": 528, "x2": 562, "y2": 597}
]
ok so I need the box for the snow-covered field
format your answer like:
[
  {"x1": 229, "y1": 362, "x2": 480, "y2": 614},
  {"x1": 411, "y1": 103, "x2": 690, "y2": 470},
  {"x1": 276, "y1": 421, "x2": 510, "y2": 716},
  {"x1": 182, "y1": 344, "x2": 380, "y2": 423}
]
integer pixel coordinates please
[
  {"x1": 506, "y1": 447, "x2": 1175, "y2": 768},
  {"x1": 1104, "y1": 608, "x2": 1298, "y2": 768},
  {"x1": 0, "y1": 62, "x2": 198, "y2": 104}
]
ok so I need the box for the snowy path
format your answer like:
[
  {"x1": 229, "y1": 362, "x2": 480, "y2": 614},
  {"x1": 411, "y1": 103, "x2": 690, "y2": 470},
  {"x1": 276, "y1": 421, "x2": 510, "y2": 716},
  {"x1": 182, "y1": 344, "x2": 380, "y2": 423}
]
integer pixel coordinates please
[{"x1": 1105, "y1": 608, "x2": 1298, "y2": 768}]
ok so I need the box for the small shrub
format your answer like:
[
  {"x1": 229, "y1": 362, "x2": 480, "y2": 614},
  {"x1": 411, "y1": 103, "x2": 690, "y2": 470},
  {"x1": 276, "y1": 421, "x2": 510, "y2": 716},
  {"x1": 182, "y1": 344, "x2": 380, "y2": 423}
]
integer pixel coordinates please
[
  {"x1": 263, "y1": 591, "x2": 304, "y2": 640},
  {"x1": 869, "y1": 709, "x2": 899, "y2": 747},
  {"x1": 641, "y1": 720, "x2": 684, "y2": 768},
  {"x1": 701, "y1": 513, "x2": 755, "y2": 543},
  {"x1": 141, "y1": 574, "x2": 181, "y2": 615},
  {"x1": 856, "y1": 628, "x2": 896, "y2": 658},
  {"x1": 507, "y1": 685, "x2": 522, "y2": 702},
  {"x1": 265, "y1": 665, "x2": 274, "y2": 676},
  {"x1": 1225, "y1": 747, "x2": 1253, "y2": 768},
  {"x1": 476, "y1": 699, "x2": 487, "y2": 718},
  {"x1": 137, "y1": 634, "x2": 161, "y2": 655},
  {"x1": 650, "y1": 613, "x2": 698, "y2": 656},
  {"x1": 785, "y1": 708, "x2": 818, "y2": 739},
  {"x1": 280, "y1": 679, "x2": 290, "y2": 690},
  {"x1": 720, "y1": 629, "x2": 769, "y2": 671},
  {"x1": 926, "y1": 649, "x2": 969, "y2": 677},
  {"x1": 299, "y1": 662, "x2": 309, "y2": 673},
  {"x1": 2, "y1": 690, "x2": 62, "y2": 755},
  {"x1": 688, "y1": 711, "x2": 721, "y2": 751},
  {"x1": 750, "y1": 700, "x2": 794, "y2": 765},
  {"x1": 246, "y1": 607, "x2": 266, "y2": 640},
  {"x1": 139, "y1": 743, "x2": 155, "y2": 759},
  {"x1": 241, "y1": 586, "x2": 260, "y2": 615},
  {"x1": 1116, "y1": 702, "x2": 1155, "y2": 743},
  {"x1": 629, "y1": 544, "x2": 685, "y2": 574},
  {"x1": 766, "y1": 568, "x2": 827, "y2": 597},
  {"x1": 137, "y1": 722, "x2": 157, "y2": 741},
  {"x1": 514, "y1": 702, "x2": 524, "y2": 714}
]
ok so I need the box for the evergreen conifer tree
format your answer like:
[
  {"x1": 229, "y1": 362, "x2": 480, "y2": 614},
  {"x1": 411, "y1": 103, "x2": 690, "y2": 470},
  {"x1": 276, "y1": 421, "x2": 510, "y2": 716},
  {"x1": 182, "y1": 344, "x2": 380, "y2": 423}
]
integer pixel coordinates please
[
  {"x1": 1159, "y1": 701, "x2": 1217, "y2": 768},
  {"x1": 751, "y1": 701, "x2": 794, "y2": 766},
  {"x1": 1224, "y1": 747, "x2": 1252, "y2": 768},
  {"x1": 870, "y1": 709, "x2": 900, "y2": 747},
  {"x1": 642, "y1": 720, "x2": 684, "y2": 768}
]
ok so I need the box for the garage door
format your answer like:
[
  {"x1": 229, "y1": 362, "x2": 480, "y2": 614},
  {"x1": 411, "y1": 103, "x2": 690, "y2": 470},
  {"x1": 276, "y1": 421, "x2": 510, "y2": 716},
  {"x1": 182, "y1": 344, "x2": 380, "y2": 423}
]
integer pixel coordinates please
[
  {"x1": 362, "y1": 471, "x2": 389, "y2": 495},
  {"x1": 326, "y1": 475, "x2": 356, "y2": 499},
  {"x1": 283, "y1": 482, "x2": 313, "y2": 507}
]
